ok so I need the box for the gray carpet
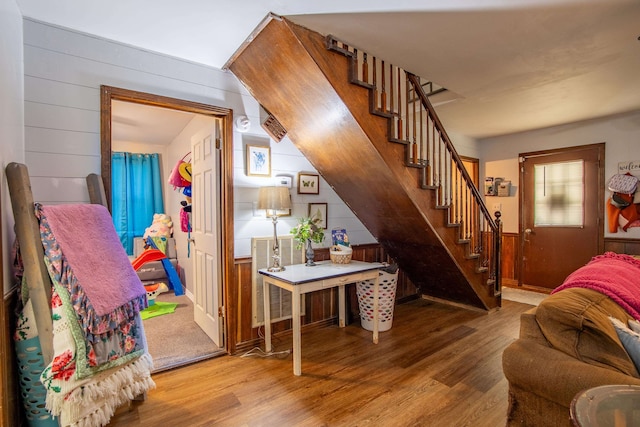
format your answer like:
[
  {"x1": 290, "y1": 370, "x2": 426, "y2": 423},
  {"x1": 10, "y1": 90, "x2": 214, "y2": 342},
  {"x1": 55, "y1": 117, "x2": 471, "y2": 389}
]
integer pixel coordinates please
[{"x1": 143, "y1": 293, "x2": 222, "y2": 372}]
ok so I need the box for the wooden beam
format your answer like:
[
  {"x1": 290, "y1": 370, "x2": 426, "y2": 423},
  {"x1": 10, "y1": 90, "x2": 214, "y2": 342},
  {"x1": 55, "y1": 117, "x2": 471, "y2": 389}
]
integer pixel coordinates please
[{"x1": 5, "y1": 162, "x2": 54, "y2": 363}]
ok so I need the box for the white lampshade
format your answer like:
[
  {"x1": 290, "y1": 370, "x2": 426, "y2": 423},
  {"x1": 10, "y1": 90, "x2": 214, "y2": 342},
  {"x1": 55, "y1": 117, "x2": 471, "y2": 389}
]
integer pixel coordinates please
[{"x1": 257, "y1": 186, "x2": 291, "y2": 212}]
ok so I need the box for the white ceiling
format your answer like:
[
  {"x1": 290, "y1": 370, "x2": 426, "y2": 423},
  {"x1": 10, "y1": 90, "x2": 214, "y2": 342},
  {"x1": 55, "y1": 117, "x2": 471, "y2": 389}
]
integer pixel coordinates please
[
  {"x1": 111, "y1": 101, "x2": 196, "y2": 144},
  {"x1": 17, "y1": 0, "x2": 640, "y2": 140}
]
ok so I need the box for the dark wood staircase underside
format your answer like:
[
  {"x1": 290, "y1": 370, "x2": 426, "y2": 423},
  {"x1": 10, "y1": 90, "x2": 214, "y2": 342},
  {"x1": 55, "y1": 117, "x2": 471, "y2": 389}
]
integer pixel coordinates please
[{"x1": 226, "y1": 15, "x2": 499, "y2": 310}]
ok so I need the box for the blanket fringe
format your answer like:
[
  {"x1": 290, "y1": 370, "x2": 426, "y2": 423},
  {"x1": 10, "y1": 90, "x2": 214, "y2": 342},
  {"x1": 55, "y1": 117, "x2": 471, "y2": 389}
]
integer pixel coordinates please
[
  {"x1": 46, "y1": 353, "x2": 155, "y2": 427},
  {"x1": 594, "y1": 251, "x2": 640, "y2": 269}
]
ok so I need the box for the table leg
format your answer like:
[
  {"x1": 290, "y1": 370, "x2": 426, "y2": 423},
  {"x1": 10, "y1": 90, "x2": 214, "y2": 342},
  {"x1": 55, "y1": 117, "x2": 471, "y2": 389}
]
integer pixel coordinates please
[
  {"x1": 263, "y1": 280, "x2": 272, "y2": 352},
  {"x1": 373, "y1": 274, "x2": 379, "y2": 344},
  {"x1": 292, "y1": 288, "x2": 302, "y2": 376},
  {"x1": 338, "y1": 285, "x2": 346, "y2": 327}
]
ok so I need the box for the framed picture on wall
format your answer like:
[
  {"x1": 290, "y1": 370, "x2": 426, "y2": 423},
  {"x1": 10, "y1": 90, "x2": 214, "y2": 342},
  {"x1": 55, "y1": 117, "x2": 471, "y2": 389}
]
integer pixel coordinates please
[
  {"x1": 298, "y1": 173, "x2": 319, "y2": 194},
  {"x1": 246, "y1": 144, "x2": 271, "y2": 176},
  {"x1": 308, "y1": 203, "x2": 328, "y2": 229}
]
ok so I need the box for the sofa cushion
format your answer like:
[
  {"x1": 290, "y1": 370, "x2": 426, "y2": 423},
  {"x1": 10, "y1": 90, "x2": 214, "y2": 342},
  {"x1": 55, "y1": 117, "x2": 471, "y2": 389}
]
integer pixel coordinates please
[
  {"x1": 611, "y1": 317, "x2": 640, "y2": 372},
  {"x1": 535, "y1": 287, "x2": 639, "y2": 377}
]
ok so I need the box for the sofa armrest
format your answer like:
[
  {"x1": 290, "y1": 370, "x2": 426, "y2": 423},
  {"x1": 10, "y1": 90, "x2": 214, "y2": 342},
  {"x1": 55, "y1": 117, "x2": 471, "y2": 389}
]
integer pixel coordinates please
[
  {"x1": 503, "y1": 338, "x2": 640, "y2": 408},
  {"x1": 518, "y1": 307, "x2": 548, "y2": 344}
]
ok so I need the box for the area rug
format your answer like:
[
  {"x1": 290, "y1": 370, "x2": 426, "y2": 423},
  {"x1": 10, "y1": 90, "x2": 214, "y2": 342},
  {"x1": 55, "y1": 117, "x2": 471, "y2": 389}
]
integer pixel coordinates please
[
  {"x1": 142, "y1": 293, "x2": 224, "y2": 372},
  {"x1": 140, "y1": 301, "x2": 178, "y2": 320}
]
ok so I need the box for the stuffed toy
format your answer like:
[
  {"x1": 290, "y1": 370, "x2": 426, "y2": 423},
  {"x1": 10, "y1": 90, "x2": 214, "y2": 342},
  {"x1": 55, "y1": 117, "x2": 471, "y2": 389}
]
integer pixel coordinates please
[{"x1": 143, "y1": 213, "x2": 174, "y2": 239}]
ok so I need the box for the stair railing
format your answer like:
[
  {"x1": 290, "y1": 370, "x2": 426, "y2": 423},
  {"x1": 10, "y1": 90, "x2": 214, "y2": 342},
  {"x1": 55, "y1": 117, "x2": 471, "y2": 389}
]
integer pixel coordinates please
[{"x1": 327, "y1": 36, "x2": 502, "y2": 295}]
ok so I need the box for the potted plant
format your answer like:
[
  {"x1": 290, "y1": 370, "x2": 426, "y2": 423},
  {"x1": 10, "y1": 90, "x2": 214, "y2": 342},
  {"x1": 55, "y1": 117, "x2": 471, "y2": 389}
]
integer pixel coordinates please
[{"x1": 290, "y1": 215, "x2": 325, "y2": 266}]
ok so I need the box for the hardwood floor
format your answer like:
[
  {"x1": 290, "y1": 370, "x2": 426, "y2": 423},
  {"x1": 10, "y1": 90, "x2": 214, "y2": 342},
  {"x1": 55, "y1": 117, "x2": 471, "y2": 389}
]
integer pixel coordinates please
[{"x1": 108, "y1": 298, "x2": 532, "y2": 426}]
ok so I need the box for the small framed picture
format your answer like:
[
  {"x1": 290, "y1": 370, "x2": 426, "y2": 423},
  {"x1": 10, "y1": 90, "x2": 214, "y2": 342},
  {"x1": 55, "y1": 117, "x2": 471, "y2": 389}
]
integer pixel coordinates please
[
  {"x1": 298, "y1": 173, "x2": 319, "y2": 194},
  {"x1": 246, "y1": 144, "x2": 271, "y2": 176},
  {"x1": 308, "y1": 203, "x2": 328, "y2": 229},
  {"x1": 275, "y1": 174, "x2": 293, "y2": 188}
]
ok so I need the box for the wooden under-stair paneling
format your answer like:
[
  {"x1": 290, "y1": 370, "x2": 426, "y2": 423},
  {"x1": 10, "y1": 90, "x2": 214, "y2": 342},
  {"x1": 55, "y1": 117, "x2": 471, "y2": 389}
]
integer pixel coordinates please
[{"x1": 227, "y1": 15, "x2": 495, "y2": 310}]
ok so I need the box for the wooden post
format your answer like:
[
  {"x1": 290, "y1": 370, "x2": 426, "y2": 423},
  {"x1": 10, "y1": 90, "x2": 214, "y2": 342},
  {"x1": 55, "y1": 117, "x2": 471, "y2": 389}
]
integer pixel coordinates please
[
  {"x1": 494, "y1": 211, "x2": 503, "y2": 296},
  {"x1": 5, "y1": 163, "x2": 54, "y2": 363},
  {"x1": 86, "y1": 173, "x2": 108, "y2": 208}
]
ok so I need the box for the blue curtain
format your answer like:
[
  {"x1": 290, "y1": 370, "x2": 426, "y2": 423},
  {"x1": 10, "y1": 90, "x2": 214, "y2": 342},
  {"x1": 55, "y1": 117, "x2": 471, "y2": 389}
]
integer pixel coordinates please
[{"x1": 112, "y1": 152, "x2": 164, "y2": 255}]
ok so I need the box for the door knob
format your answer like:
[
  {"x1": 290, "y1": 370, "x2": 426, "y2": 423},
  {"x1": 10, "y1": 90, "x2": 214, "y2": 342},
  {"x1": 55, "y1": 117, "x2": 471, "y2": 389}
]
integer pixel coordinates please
[{"x1": 524, "y1": 229, "x2": 532, "y2": 234}]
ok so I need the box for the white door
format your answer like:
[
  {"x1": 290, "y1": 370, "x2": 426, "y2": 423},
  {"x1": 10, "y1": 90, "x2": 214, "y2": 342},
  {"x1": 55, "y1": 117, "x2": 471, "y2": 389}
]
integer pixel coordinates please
[{"x1": 190, "y1": 121, "x2": 223, "y2": 346}]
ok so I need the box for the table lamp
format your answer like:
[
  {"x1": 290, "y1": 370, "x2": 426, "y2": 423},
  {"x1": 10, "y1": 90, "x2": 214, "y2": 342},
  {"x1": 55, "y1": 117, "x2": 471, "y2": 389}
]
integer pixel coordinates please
[{"x1": 257, "y1": 186, "x2": 291, "y2": 271}]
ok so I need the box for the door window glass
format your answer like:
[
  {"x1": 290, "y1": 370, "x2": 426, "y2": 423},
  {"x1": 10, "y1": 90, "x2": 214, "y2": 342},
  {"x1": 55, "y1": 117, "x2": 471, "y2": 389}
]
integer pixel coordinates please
[{"x1": 534, "y1": 160, "x2": 584, "y2": 227}]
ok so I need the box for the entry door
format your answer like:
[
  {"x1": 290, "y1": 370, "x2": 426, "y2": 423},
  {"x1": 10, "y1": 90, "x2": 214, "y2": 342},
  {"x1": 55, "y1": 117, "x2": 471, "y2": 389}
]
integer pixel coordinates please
[
  {"x1": 191, "y1": 121, "x2": 223, "y2": 346},
  {"x1": 520, "y1": 144, "x2": 604, "y2": 290}
]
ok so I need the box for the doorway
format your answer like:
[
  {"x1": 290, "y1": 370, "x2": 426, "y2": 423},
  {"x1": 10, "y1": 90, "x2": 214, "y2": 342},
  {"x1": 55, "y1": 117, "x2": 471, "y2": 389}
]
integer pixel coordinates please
[
  {"x1": 460, "y1": 156, "x2": 479, "y2": 188},
  {"x1": 100, "y1": 85, "x2": 234, "y2": 370},
  {"x1": 519, "y1": 143, "x2": 605, "y2": 290}
]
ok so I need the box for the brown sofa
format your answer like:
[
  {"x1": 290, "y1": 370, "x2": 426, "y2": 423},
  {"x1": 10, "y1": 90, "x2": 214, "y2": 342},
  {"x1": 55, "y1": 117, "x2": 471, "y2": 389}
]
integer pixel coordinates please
[{"x1": 502, "y1": 287, "x2": 640, "y2": 426}]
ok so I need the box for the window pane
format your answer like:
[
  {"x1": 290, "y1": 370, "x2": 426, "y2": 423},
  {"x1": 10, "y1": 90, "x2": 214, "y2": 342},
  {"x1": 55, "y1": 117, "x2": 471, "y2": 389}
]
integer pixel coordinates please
[{"x1": 534, "y1": 160, "x2": 584, "y2": 227}]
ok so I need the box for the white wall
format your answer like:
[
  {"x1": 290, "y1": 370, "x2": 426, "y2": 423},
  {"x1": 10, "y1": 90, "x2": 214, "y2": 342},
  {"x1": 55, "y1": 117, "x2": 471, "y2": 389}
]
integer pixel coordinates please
[
  {"x1": 480, "y1": 111, "x2": 640, "y2": 236},
  {"x1": 233, "y1": 131, "x2": 376, "y2": 256},
  {"x1": 22, "y1": 19, "x2": 375, "y2": 263},
  {"x1": 1, "y1": 0, "x2": 25, "y2": 294},
  {"x1": 447, "y1": 129, "x2": 480, "y2": 159}
]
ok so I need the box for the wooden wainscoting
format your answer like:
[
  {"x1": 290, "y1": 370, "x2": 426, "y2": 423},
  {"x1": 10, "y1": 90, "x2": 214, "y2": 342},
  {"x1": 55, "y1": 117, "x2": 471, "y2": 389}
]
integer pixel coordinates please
[
  {"x1": 604, "y1": 238, "x2": 640, "y2": 255},
  {"x1": 499, "y1": 235, "x2": 640, "y2": 289},
  {"x1": 1, "y1": 288, "x2": 21, "y2": 427},
  {"x1": 229, "y1": 243, "x2": 419, "y2": 355},
  {"x1": 501, "y1": 233, "x2": 519, "y2": 285}
]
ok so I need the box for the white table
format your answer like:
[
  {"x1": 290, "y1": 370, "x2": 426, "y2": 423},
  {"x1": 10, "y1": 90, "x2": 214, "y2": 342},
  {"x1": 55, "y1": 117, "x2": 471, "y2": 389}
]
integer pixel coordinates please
[{"x1": 259, "y1": 260, "x2": 383, "y2": 375}]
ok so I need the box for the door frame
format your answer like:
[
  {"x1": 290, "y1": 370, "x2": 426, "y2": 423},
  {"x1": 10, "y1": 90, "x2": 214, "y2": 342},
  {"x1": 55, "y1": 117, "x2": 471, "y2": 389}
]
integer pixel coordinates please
[
  {"x1": 517, "y1": 143, "x2": 605, "y2": 288},
  {"x1": 99, "y1": 85, "x2": 235, "y2": 353}
]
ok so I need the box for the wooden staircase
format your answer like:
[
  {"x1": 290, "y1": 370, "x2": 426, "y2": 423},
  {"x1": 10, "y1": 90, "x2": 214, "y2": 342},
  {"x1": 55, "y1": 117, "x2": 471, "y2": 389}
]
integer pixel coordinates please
[{"x1": 225, "y1": 14, "x2": 502, "y2": 310}]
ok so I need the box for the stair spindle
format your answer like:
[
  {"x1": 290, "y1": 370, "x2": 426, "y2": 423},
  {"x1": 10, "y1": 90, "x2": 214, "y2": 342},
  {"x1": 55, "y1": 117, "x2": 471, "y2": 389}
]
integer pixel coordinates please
[
  {"x1": 362, "y1": 52, "x2": 368, "y2": 83},
  {"x1": 397, "y1": 69, "x2": 403, "y2": 140},
  {"x1": 373, "y1": 56, "x2": 379, "y2": 110},
  {"x1": 389, "y1": 63, "x2": 394, "y2": 116},
  {"x1": 381, "y1": 60, "x2": 387, "y2": 113}
]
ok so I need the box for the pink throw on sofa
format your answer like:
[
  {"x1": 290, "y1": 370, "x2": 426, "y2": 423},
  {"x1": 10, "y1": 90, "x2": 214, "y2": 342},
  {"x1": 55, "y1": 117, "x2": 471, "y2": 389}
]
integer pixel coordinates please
[{"x1": 552, "y1": 252, "x2": 640, "y2": 320}]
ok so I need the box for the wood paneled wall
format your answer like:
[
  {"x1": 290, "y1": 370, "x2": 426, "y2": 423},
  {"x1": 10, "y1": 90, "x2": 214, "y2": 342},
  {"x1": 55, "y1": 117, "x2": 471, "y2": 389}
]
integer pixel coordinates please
[
  {"x1": 497, "y1": 233, "x2": 640, "y2": 286},
  {"x1": 604, "y1": 238, "x2": 640, "y2": 255},
  {"x1": 1, "y1": 289, "x2": 20, "y2": 427},
  {"x1": 229, "y1": 243, "x2": 419, "y2": 354},
  {"x1": 501, "y1": 233, "x2": 519, "y2": 284}
]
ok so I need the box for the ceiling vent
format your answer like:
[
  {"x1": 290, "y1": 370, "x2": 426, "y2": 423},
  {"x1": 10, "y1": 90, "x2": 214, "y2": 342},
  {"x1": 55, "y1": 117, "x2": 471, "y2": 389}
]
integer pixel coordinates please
[{"x1": 261, "y1": 108, "x2": 287, "y2": 142}]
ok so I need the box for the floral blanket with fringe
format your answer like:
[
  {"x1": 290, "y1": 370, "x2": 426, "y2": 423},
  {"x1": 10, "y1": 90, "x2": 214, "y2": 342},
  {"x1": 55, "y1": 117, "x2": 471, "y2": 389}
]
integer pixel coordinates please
[
  {"x1": 26, "y1": 204, "x2": 155, "y2": 426},
  {"x1": 552, "y1": 252, "x2": 640, "y2": 320}
]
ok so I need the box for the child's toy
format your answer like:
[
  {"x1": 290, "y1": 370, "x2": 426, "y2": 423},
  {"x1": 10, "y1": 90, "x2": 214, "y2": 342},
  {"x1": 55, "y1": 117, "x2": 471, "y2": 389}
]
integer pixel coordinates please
[
  {"x1": 144, "y1": 282, "x2": 169, "y2": 306},
  {"x1": 143, "y1": 213, "x2": 173, "y2": 240},
  {"x1": 130, "y1": 239, "x2": 184, "y2": 296},
  {"x1": 144, "y1": 237, "x2": 184, "y2": 296},
  {"x1": 131, "y1": 249, "x2": 166, "y2": 271}
]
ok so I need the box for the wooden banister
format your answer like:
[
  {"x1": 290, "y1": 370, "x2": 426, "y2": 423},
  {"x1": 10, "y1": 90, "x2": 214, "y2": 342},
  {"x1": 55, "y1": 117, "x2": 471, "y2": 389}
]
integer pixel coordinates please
[{"x1": 326, "y1": 35, "x2": 501, "y2": 294}]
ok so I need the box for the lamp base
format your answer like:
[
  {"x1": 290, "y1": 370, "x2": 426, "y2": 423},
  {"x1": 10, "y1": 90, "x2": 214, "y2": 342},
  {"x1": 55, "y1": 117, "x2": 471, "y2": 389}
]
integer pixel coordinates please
[{"x1": 267, "y1": 265, "x2": 286, "y2": 272}]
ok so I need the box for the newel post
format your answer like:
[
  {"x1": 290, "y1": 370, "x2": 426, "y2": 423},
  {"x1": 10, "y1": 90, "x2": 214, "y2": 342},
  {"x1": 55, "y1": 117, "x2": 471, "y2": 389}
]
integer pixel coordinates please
[{"x1": 493, "y1": 211, "x2": 503, "y2": 296}]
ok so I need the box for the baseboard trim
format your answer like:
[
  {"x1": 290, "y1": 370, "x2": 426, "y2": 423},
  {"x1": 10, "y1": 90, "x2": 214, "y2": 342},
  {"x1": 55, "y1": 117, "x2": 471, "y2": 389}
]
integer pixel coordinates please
[{"x1": 420, "y1": 294, "x2": 490, "y2": 314}]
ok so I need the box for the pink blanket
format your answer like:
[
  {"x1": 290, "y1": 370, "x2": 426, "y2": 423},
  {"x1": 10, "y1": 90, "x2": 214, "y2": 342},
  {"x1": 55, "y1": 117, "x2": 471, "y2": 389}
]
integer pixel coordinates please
[
  {"x1": 41, "y1": 204, "x2": 146, "y2": 316},
  {"x1": 552, "y1": 252, "x2": 640, "y2": 320}
]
